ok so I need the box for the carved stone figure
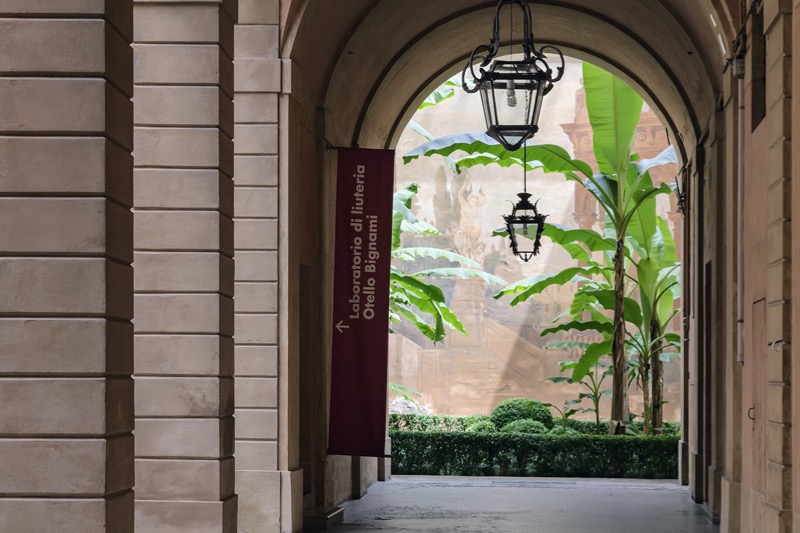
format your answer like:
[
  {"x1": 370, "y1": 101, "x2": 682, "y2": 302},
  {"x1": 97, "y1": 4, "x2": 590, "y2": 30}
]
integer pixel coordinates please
[{"x1": 453, "y1": 172, "x2": 486, "y2": 262}]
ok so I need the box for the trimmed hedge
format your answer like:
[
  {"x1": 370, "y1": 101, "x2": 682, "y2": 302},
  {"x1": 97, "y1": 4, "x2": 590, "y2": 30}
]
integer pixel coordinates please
[
  {"x1": 549, "y1": 426, "x2": 581, "y2": 436},
  {"x1": 389, "y1": 413, "x2": 490, "y2": 432},
  {"x1": 390, "y1": 430, "x2": 678, "y2": 479},
  {"x1": 500, "y1": 419, "x2": 548, "y2": 434},
  {"x1": 564, "y1": 419, "x2": 682, "y2": 437},
  {"x1": 390, "y1": 414, "x2": 682, "y2": 438},
  {"x1": 466, "y1": 420, "x2": 497, "y2": 433}
]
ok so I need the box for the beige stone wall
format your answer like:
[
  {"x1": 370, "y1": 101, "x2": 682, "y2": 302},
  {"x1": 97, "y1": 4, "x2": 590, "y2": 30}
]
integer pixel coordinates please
[
  {"x1": 132, "y1": 1, "x2": 237, "y2": 530},
  {"x1": 733, "y1": 1, "x2": 793, "y2": 530},
  {"x1": 709, "y1": 1, "x2": 795, "y2": 532},
  {"x1": 792, "y1": 4, "x2": 800, "y2": 532},
  {"x1": 233, "y1": 1, "x2": 288, "y2": 531},
  {"x1": 0, "y1": 2, "x2": 136, "y2": 531}
]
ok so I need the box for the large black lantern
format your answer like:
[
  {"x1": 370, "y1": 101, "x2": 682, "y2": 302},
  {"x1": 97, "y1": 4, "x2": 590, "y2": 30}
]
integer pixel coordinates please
[
  {"x1": 462, "y1": 0, "x2": 565, "y2": 151},
  {"x1": 504, "y1": 191, "x2": 548, "y2": 262}
]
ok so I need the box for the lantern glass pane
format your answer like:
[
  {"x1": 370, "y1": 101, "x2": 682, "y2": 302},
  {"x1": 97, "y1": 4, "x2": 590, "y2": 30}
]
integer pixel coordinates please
[
  {"x1": 482, "y1": 61, "x2": 547, "y2": 150},
  {"x1": 479, "y1": 81, "x2": 496, "y2": 132},
  {"x1": 530, "y1": 80, "x2": 546, "y2": 128},
  {"x1": 494, "y1": 79, "x2": 525, "y2": 127},
  {"x1": 511, "y1": 221, "x2": 538, "y2": 248}
]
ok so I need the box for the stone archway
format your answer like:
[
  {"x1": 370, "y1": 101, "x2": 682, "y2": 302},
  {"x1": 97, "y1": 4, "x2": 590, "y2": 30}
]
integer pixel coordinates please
[{"x1": 278, "y1": 1, "x2": 739, "y2": 531}]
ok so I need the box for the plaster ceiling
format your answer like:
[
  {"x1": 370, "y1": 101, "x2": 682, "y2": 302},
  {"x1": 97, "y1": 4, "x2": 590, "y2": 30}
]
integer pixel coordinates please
[{"x1": 285, "y1": 0, "x2": 738, "y2": 160}]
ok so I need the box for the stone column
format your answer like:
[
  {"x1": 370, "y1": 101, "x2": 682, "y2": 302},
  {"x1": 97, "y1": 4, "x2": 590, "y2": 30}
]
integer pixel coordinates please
[
  {"x1": 0, "y1": 2, "x2": 135, "y2": 532},
  {"x1": 132, "y1": 2, "x2": 237, "y2": 531},
  {"x1": 762, "y1": 2, "x2": 792, "y2": 530},
  {"x1": 233, "y1": 1, "x2": 291, "y2": 531},
  {"x1": 792, "y1": 4, "x2": 800, "y2": 531}
]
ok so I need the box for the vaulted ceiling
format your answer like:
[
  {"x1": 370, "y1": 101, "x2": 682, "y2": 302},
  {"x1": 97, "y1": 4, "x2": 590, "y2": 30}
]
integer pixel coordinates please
[{"x1": 283, "y1": 0, "x2": 740, "y2": 159}]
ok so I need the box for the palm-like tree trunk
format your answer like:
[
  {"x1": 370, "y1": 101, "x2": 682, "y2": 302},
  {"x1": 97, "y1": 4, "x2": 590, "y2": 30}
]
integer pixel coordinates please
[
  {"x1": 610, "y1": 237, "x2": 628, "y2": 434},
  {"x1": 640, "y1": 358, "x2": 651, "y2": 434},
  {"x1": 651, "y1": 319, "x2": 664, "y2": 429}
]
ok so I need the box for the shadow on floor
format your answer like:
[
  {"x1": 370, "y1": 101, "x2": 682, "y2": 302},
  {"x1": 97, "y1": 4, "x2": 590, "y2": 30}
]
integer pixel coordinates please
[{"x1": 330, "y1": 475, "x2": 719, "y2": 533}]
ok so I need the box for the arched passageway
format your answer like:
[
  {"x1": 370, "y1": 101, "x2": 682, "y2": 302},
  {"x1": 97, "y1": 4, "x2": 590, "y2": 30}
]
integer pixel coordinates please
[
  {"x1": 280, "y1": 2, "x2": 796, "y2": 533},
  {"x1": 1, "y1": 1, "x2": 797, "y2": 532}
]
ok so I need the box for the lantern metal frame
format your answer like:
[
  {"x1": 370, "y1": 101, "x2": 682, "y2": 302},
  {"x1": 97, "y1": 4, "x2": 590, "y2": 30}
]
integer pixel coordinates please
[
  {"x1": 501, "y1": 143, "x2": 549, "y2": 262},
  {"x1": 462, "y1": 0, "x2": 565, "y2": 151},
  {"x1": 503, "y1": 192, "x2": 548, "y2": 262}
]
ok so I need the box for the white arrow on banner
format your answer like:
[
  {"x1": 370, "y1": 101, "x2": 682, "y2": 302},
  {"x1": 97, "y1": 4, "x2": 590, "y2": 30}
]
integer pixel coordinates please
[{"x1": 335, "y1": 320, "x2": 349, "y2": 333}]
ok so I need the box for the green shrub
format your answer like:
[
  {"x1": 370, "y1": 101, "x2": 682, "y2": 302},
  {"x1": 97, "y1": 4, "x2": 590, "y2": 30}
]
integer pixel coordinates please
[
  {"x1": 564, "y1": 419, "x2": 681, "y2": 437},
  {"x1": 389, "y1": 430, "x2": 678, "y2": 478},
  {"x1": 549, "y1": 426, "x2": 581, "y2": 436},
  {"x1": 465, "y1": 420, "x2": 497, "y2": 433},
  {"x1": 463, "y1": 413, "x2": 492, "y2": 427},
  {"x1": 491, "y1": 398, "x2": 554, "y2": 430},
  {"x1": 658, "y1": 421, "x2": 681, "y2": 437},
  {"x1": 565, "y1": 419, "x2": 608, "y2": 434},
  {"x1": 389, "y1": 413, "x2": 681, "y2": 438},
  {"x1": 500, "y1": 419, "x2": 548, "y2": 434},
  {"x1": 389, "y1": 414, "x2": 469, "y2": 432}
]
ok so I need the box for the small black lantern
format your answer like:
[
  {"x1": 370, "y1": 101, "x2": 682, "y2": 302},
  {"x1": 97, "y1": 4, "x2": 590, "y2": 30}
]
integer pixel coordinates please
[
  {"x1": 504, "y1": 191, "x2": 547, "y2": 262},
  {"x1": 462, "y1": 0, "x2": 565, "y2": 151}
]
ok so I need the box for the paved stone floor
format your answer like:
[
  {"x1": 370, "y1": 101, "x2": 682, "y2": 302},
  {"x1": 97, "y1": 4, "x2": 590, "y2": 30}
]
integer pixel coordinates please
[{"x1": 331, "y1": 476, "x2": 720, "y2": 533}]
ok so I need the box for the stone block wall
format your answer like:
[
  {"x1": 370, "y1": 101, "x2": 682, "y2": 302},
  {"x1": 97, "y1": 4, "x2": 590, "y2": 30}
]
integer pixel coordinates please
[
  {"x1": 132, "y1": 1, "x2": 238, "y2": 531},
  {"x1": 0, "y1": 2, "x2": 135, "y2": 531},
  {"x1": 233, "y1": 1, "x2": 288, "y2": 531}
]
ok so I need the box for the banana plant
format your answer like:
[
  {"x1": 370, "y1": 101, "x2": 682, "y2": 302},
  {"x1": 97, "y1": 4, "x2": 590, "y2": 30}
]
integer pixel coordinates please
[
  {"x1": 417, "y1": 75, "x2": 460, "y2": 109},
  {"x1": 539, "y1": 220, "x2": 680, "y2": 434},
  {"x1": 388, "y1": 383, "x2": 424, "y2": 410},
  {"x1": 625, "y1": 217, "x2": 681, "y2": 433},
  {"x1": 546, "y1": 356, "x2": 613, "y2": 431},
  {"x1": 404, "y1": 63, "x2": 677, "y2": 432},
  {"x1": 522, "y1": 230, "x2": 678, "y2": 434},
  {"x1": 389, "y1": 183, "x2": 505, "y2": 343}
]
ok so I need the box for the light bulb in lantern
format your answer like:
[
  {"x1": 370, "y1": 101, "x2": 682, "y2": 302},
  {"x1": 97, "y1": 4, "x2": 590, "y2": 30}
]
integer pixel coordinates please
[{"x1": 506, "y1": 79, "x2": 517, "y2": 107}]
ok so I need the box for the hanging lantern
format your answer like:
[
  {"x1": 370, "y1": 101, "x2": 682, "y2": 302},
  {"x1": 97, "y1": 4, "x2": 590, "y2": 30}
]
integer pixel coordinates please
[
  {"x1": 462, "y1": 0, "x2": 565, "y2": 151},
  {"x1": 503, "y1": 192, "x2": 547, "y2": 262}
]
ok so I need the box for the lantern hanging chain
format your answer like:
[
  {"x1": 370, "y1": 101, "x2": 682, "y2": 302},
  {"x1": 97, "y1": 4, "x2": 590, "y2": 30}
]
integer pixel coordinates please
[
  {"x1": 462, "y1": 0, "x2": 565, "y2": 94},
  {"x1": 523, "y1": 143, "x2": 527, "y2": 194},
  {"x1": 510, "y1": 4, "x2": 513, "y2": 58}
]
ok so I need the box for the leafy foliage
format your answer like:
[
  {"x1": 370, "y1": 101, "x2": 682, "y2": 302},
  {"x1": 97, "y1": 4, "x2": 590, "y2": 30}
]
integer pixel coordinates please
[
  {"x1": 564, "y1": 418, "x2": 681, "y2": 437},
  {"x1": 549, "y1": 426, "x2": 582, "y2": 436},
  {"x1": 390, "y1": 431, "x2": 679, "y2": 478},
  {"x1": 500, "y1": 419, "x2": 549, "y2": 434},
  {"x1": 547, "y1": 360, "x2": 613, "y2": 430},
  {"x1": 417, "y1": 76, "x2": 460, "y2": 109},
  {"x1": 404, "y1": 133, "x2": 593, "y2": 177},
  {"x1": 389, "y1": 413, "x2": 681, "y2": 438},
  {"x1": 388, "y1": 383, "x2": 423, "y2": 404},
  {"x1": 490, "y1": 398, "x2": 555, "y2": 430},
  {"x1": 402, "y1": 63, "x2": 682, "y2": 434},
  {"x1": 463, "y1": 413, "x2": 493, "y2": 427},
  {"x1": 390, "y1": 184, "x2": 504, "y2": 343},
  {"x1": 389, "y1": 414, "x2": 477, "y2": 432},
  {"x1": 466, "y1": 420, "x2": 498, "y2": 433}
]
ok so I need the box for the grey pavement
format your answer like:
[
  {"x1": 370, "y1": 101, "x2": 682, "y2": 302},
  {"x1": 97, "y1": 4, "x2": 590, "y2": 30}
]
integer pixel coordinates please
[{"x1": 331, "y1": 476, "x2": 719, "y2": 533}]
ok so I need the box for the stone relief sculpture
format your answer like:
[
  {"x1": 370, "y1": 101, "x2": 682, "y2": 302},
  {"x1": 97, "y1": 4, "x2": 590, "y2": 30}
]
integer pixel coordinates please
[{"x1": 453, "y1": 172, "x2": 487, "y2": 263}]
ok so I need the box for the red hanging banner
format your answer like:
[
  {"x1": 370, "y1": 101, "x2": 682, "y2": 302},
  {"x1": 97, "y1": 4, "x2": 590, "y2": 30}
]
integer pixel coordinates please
[{"x1": 328, "y1": 147, "x2": 394, "y2": 457}]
